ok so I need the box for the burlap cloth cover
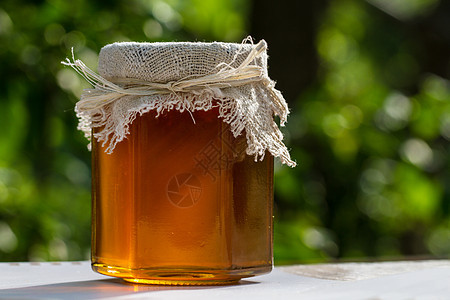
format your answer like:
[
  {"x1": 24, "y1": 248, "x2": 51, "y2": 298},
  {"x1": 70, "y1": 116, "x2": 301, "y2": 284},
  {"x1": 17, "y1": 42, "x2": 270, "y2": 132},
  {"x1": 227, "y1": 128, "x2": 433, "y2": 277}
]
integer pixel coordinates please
[{"x1": 63, "y1": 38, "x2": 296, "y2": 167}]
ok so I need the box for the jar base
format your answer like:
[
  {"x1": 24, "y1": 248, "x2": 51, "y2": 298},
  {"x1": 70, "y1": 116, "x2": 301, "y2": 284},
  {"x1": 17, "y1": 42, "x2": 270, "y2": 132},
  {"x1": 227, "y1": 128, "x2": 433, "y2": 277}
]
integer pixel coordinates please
[
  {"x1": 123, "y1": 278, "x2": 239, "y2": 286},
  {"x1": 92, "y1": 263, "x2": 271, "y2": 286}
]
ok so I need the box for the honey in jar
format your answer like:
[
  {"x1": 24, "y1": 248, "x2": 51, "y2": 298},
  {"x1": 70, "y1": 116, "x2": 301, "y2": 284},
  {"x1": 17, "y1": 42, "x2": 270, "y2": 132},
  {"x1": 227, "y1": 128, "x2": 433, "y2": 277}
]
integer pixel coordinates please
[{"x1": 91, "y1": 108, "x2": 273, "y2": 285}]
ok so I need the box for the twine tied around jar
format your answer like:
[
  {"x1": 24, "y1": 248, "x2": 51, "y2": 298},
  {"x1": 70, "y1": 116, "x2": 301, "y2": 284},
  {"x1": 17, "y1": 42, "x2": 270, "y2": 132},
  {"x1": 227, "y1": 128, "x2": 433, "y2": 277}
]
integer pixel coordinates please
[{"x1": 62, "y1": 37, "x2": 296, "y2": 167}]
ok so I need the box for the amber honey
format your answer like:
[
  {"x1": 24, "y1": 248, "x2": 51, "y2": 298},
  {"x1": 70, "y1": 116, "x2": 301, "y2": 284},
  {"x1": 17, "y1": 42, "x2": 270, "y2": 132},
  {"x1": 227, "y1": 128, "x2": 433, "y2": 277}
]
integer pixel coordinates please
[{"x1": 91, "y1": 108, "x2": 274, "y2": 285}]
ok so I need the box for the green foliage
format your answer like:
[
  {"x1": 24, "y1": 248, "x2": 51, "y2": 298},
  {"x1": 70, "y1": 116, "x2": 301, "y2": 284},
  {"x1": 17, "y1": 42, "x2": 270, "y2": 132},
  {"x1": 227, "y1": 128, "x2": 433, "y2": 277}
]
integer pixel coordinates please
[
  {"x1": 274, "y1": 0, "x2": 450, "y2": 263},
  {"x1": 0, "y1": 0, "x2": 448, "y2": 263}
]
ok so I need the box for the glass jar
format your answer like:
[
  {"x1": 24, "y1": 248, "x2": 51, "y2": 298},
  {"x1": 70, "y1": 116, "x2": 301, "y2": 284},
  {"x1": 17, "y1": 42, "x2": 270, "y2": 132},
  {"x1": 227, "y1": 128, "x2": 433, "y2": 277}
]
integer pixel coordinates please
[
  {"x1": 91, "y1": 107, "x2": 274, "y2": 285},
  {"x1": 63, "y1": 38, "x2": 295, "y2": 285}
]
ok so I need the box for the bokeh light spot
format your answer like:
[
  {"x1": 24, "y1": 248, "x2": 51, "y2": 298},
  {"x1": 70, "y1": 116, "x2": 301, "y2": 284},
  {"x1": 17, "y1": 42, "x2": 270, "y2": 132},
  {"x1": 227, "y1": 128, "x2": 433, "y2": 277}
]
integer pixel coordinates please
[
  {"x1": 322, "y1": 113, "x2": 347, "y2": 138},
  {"x1": 0, "y1": 222, "x2": 18, "y2": 253},
  {"x1": 0, "y1": 9, "x2": 13, "y2": 35},
  {"x1": 44, "y1": 23, "x2": 65, "y2": 45},
  {"x1": 400, "y1": 138, "x2": 433, "y2": 169},
  {"x1": 20, "y1": 45, "x2": 41, "y2": 66},
  {"x1": 143, "y1": 19, "x2": 163, "y2": 38}
]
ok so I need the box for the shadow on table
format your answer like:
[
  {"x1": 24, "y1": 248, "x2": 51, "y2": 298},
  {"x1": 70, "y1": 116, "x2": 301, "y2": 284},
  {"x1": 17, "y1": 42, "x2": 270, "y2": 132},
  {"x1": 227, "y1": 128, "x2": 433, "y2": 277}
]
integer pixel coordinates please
[{"x1": 0, "y1": 278, "x2": 258, "y2": 299}]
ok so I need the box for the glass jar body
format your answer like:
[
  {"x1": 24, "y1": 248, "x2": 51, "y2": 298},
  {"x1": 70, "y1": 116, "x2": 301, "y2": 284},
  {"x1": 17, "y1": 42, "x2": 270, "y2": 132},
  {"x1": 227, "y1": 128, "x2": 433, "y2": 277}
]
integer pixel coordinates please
[{"x1": 91, "y1": 109, "x2": 274, "y2": 285}]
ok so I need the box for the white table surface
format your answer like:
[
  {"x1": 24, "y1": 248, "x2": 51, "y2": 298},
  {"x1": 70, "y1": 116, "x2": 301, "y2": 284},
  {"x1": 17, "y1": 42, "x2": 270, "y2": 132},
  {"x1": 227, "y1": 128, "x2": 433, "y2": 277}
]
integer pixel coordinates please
[{"x1": 0, "y1": 260, "x2": 448, "y2": 299}]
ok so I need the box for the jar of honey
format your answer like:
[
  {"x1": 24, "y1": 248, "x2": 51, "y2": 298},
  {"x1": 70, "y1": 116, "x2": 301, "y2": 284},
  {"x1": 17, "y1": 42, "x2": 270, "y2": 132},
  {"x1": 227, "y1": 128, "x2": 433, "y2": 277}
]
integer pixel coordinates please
[{"x1": 64, "y1": 38, "x2": 295, "y2": 285}]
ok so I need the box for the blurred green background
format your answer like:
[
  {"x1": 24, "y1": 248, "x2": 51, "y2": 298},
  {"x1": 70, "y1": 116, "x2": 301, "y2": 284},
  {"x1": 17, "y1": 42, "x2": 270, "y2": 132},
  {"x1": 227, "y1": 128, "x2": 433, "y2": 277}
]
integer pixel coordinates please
[{"x1": 0, "y1": 0, "x2": 449, "y2": 264}]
